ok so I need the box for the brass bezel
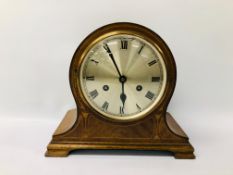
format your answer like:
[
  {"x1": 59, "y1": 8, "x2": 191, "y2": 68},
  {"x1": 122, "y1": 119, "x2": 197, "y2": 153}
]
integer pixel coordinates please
[{"x1": 69, "y1": 22, "x2": 176, "y2": 123}]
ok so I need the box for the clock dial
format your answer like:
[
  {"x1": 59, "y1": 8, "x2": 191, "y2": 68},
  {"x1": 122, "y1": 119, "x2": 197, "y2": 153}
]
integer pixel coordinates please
[{"x1": 79, "y1": 35, "x2": 167, "y2": 121}]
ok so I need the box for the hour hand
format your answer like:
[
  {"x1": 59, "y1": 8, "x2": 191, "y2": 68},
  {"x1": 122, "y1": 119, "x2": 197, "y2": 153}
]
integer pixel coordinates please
[
  {"x1": 120, "y1": 92, "x2": 127, "y2": 108},
  {"x1": 120, "y1": 80, "x2": 127, "y2": 114},
  {"x1": 120, "y1": 94, "x2": 126, "y2": 115}
]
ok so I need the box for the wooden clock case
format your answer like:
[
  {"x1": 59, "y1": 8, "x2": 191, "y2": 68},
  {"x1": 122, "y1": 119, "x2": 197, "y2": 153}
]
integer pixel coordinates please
[{"x1": 45, "y1": 23, "x2": 195, "y2": 159}]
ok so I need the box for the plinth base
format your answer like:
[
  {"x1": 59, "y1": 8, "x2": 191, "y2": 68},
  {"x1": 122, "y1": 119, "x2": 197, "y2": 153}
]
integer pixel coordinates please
[{"x1": 45, "y1": 109, "x2": 195, "y2": 159}]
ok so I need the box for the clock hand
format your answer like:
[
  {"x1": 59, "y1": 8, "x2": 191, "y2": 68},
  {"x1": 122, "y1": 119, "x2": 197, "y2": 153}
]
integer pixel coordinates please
[
  {"x1": 104, "y1": 44, "x2": 122, "y2": 77},
  {"x1": 104, "y1": 43, "x2": 127, "y2": 113},
  {"x1": 120, "y1": 76, "x2": 127, "y2": 113}
]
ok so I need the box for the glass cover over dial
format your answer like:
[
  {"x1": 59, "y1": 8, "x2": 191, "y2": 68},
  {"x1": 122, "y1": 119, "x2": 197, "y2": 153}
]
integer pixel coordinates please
[{"x1": 79, "y1": 34, "x2": 167, "y2": 121}]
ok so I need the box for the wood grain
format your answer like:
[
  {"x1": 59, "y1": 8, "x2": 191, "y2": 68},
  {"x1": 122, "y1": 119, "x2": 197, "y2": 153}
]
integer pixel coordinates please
[{"x1": 46, "y1": 110, "x2": 195, "y2": 159}]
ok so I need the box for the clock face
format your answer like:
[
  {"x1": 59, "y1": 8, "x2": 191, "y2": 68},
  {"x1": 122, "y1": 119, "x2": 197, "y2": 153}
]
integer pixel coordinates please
[{"x1": 79, "y1": 34, "x2": 167, "y2": 121}]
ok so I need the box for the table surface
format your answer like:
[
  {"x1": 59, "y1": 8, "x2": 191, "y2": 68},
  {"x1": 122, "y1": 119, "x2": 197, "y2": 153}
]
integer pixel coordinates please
[{"x1": 0, "y1": 114, "x2": 232, "y2": 175}]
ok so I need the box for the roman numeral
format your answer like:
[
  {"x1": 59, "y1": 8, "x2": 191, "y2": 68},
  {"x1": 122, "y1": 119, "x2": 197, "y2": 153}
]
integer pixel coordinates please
[
  {"x1": 152, "y1": 76, "x2": 160, "y2": 82},
  {"x1": 145, "y1": 91, "x2": 155, "y2": 100},
  {"x1": 138, "y1": 44, "x2": 145, "y2": 54},
  {"x1": 136, "y1": 103, "x2": 141, "y2": 111},
  {"x1": 103, "y1": 44, "x2": 111, "y2": 54},
  {"x1": 102, "y1": 101, "x2": 109, "y2": 111},
  {"x1": 103, "y1": 44, "x2": 115, "y2": 59},
  {"x1": 86, "y1": 76, "x2": 95, "y2": 81},
  {"x1": 89, "y1": 89, "x2": 98, "y2": 99},
  {"x1": 148, "y1": 60, "x2": 157, "y2": 66},
  {"x1": 90, "y1": 59, "x2": 99, "y2": 64},
  {"x1": 121, "y1": 40, "x2": 128, "y2": 49},
  {"x1": 120, "y1": 106, "x2": 124, "y2": 115}
]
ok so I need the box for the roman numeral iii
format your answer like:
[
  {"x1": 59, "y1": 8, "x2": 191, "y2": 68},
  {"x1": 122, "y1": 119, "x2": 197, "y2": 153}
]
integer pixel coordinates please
[{"x1": 152, "y1": 77, "x2": 160, "y2": 82}]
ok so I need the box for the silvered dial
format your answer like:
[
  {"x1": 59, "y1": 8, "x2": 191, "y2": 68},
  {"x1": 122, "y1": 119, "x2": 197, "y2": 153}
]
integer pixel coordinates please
[{"x1": 79, "y1": 35, "x2": 167, "y2": 121}]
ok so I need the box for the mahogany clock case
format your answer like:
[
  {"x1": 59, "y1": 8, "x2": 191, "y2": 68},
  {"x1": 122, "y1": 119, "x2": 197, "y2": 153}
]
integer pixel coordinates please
[{"x1": 45, "y1": 22, "x2": 195, "y2": 159}]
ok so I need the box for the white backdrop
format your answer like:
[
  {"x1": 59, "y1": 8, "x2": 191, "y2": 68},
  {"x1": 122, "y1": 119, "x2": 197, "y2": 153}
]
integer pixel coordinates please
[{"x1": 0, "y1": 0, "x2": 233, "y2": 175}]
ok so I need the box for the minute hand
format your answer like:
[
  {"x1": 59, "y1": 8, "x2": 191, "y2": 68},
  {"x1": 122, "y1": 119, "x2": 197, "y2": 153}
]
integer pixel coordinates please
[{"x1": 104, "y1": 44, "x2": 121, "y2": 77}]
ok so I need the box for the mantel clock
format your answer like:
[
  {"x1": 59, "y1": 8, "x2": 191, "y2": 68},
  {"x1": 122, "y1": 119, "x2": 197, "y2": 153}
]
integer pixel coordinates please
[{"x1": 46, "y1": 22, "x2": 195, "y2": 159}]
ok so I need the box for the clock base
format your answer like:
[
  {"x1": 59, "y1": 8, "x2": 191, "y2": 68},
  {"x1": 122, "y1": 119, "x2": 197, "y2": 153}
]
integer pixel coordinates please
[{"x1": 45, "y1": 109, "x2": 195, "y2": 159}]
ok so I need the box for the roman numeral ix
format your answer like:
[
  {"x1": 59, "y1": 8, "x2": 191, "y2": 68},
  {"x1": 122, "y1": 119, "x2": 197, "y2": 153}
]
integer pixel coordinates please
[{"x1": 86, "y1": 76, "x2": 95, "y2": 81}]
